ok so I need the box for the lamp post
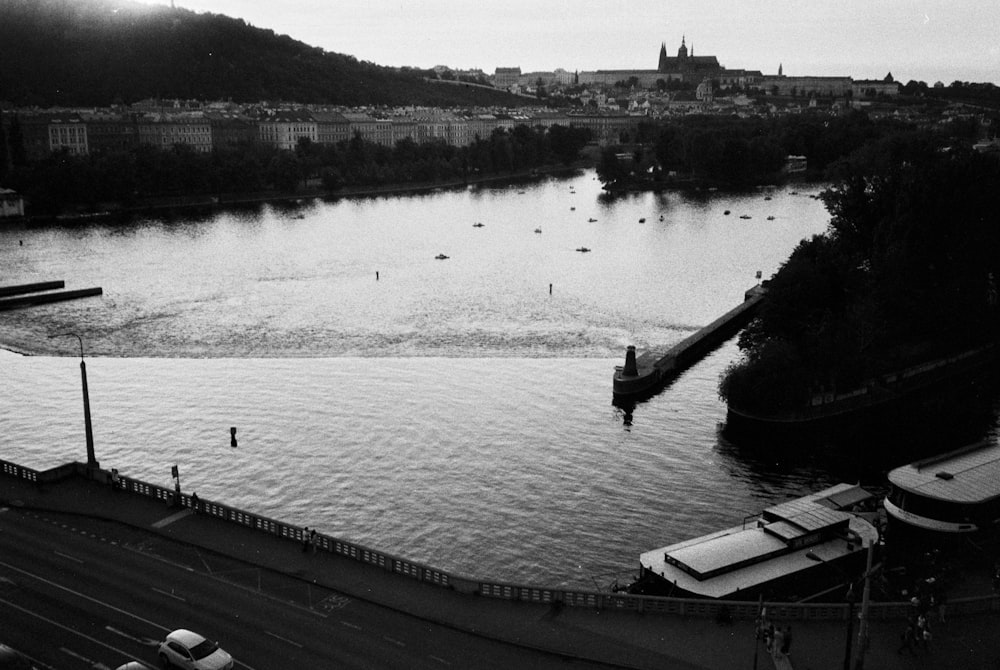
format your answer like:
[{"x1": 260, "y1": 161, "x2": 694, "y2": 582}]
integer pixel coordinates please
[
  {"x1": 48, "y1": 332, "x2": 98, "y2": 470},
  {"x1": 843, "y1": 583, "x2": 856, "y2": 670},
  {"x1": 806, "y1": 550, "x2": 856, "y2": 670}
]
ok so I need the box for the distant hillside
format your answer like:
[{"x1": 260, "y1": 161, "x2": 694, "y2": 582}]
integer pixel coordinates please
[{"x1": 0, "y1": 0, "x2": 527, "y2": 108}]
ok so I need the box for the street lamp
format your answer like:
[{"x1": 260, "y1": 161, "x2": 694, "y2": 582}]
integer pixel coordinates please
[
  {"x1": 806, "y1": 550, "x2": 856, "y2": 670},
  {"x1": 48, "y1": 332, "x2": 99, "y2": 470}
]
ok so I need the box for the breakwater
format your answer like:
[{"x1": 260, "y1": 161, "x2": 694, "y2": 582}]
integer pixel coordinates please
[
  {"x1": 4, "y1": 457, "x2": 998, "y2": 623},
  {"x1": 613, "y1": 284, "x2": 766, "y2": 399},
  {"x1": 0, "y1": 281, "x2": 103, "y2": 312}
]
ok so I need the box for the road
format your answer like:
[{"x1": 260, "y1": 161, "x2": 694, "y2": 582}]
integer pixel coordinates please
[{"x1": 0, "y1": 506, "x2": 615, "y2": 669}]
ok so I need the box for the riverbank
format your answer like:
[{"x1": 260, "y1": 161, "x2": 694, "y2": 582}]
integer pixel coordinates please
[
  {"x1": 21, "y1": 161, "x2": 592, "y2": 224},
  {"x1": 4, "y1": 460, "x2": 999, "y2": 670}
]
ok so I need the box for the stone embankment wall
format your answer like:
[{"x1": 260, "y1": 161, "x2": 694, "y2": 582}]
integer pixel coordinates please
[{"x1": 3, "y1": 458, "x2": 998, "y2": 622}]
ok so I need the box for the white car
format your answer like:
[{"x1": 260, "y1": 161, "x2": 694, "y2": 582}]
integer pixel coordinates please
[{"x1": 157, "y1": 629, "x2": 234, "y2": 670}]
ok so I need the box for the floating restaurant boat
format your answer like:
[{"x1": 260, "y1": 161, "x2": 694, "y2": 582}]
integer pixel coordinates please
[
  {"x1": 629, "y1": 483, "x2": 879, "y2": 601},
  {"x1": 884, "y1": 439, "x2": 1000, "y2": 541}
]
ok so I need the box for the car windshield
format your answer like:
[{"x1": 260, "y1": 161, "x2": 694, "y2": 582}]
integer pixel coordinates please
[{"x1": 188, "y1": 639, "x2": 219, "y2": 660}]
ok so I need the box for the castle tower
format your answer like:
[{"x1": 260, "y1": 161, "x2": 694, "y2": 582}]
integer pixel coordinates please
[
  {"x1": 778, "y1": 63, "x2": 783, "y2": 76},
  {"x1": 658, "y1": 42, "x2": 668, "y2": 72},
  {"x1": 677, "y1": 35, "x2": 688, "y2": 59}
]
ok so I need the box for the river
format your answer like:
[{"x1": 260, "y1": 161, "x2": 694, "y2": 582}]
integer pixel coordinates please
[{"x1": 2, "y1": 170, "x2": 994, "y2": 588}]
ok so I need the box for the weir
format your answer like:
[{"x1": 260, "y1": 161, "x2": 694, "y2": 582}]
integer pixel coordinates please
[
  {"x1": 0, "y1": 282, "x2": 103, "y2": 311},
  {"x1": 613, "y1": 284, "x2": 765, "y2": 399}
]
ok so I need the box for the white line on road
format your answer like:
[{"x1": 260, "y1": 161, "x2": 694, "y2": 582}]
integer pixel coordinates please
[
  {"x1": 383, "y1": 635, "x2": 405, "y2": 647},
  {"x1": 53, "y1": 550, "x2": 84, "y2": 564},
  {"x1": 429, "y1": 655, "x2": 452, "y2": 666},
  {"x1": 0, "y1": 559, "x2": 164, "y2": 630},
  {"x1": 106, "y1": 625, "x2": 159, "y2": 645},
  {"x1": 151, "y1": 586, "x2": 187, "y2": 602},
  {"x1": 151, "y1": 509, "x2": 192, "y2": 529},
  {"x1": 339, "y1": 620, "x2": 362, "y2": 630},
  {"x1": 264, "y1": 631, "x2": 303, "y2": 648},
  {"x1": 59, "y1": 647, "x2": 98, "y2": 664}
]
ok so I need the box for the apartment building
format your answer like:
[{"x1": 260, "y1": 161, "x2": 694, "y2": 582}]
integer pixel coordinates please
[
  {"x1": 312, "y1": 110, "x2": 351, "y2": 145},
  {"x1": 258, "y1": 109, "x2": 317, "y2": 150},
  {"x1": 137, "y1": 113, "x2": 213, "y2": 152}
]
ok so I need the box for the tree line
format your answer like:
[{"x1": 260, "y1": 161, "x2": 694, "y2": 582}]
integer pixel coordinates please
[
  {"x1": 1, "y1": 124, "x2": 591, "y2": 215},
  {"x1": 596, "y1": 111, "x2": 925, "y2": 189},
  {"x1": 719, "y1": 131, "x2": 1000, "y2": 414},
  {"x1": 0, "y1": 0, "x2": 524, "y2": 108}
]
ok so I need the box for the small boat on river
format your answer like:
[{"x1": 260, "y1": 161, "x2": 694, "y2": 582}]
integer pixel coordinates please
[
  {"x1": 435, "y1": 254, "x2": 450, "y2": 260},
  {"x1": 629, "y1": 483, "x2": 879, "y2": 601}
]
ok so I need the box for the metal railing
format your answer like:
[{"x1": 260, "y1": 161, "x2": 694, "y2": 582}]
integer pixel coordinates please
[{"x1": 3, "y1": 458, "x2": 998, "y2": 621}]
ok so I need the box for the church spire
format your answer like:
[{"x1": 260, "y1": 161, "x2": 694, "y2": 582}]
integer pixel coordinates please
[
  {"x1": 658, "y1": 42, "x2": 668, "y2": 72},
  {"x1": 677, "y1": 35, "x2": 688, "y2": 58}
]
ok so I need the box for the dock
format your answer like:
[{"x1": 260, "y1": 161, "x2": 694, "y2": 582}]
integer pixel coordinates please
[
  {"x1": 613, "y1": 284, "x2": 765, "y2": 399},
  {"x1": 0, "y1": 281, "x2": 103, "y2": 311}
]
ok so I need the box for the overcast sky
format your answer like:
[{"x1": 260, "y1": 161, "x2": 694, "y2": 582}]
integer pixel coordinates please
[{"x1": 131, "y1": 0, "x2": 1000, "y2": 85}]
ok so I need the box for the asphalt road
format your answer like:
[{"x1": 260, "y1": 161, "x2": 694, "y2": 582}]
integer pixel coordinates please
[{"x1": 0, "y1": 506, "x2": 615, "y2": 669}]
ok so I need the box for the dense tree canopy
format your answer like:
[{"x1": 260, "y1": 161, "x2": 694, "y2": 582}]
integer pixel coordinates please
[
  {"x1": 0, "y1": 0, "x2": 527, "y2": 108},
  {"x1": 6, "y1": 124, "x2": 591, "y2": 215},
  {"x1": 597, "y1": 112, "x2": 910, "y2": 189},
  {"x1": 719, "y1": 131, "x2": 1000, "y2": 413}
]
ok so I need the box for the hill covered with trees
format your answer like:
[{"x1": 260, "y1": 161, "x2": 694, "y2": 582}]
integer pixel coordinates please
[{"x1": 0, "y1": 0, "x2": 526, "y2": 108}]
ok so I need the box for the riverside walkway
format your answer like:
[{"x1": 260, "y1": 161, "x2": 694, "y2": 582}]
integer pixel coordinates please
[{"x1": 2, "y1": 461, "x2": 998, "y2": 669}]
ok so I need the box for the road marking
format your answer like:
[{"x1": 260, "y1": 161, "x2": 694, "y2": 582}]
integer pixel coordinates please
[
  {"x1": 106, "y1": 625, "x2": 159, "y2": 645},
  {"x1": 54, "y1": 550, "x2": 84, "y2": 564},
  {"x1": 339, "y1": 620, "x2": 362, "y2": 630},
  {"x1": 383, "y1": 635, "x2": 405, "y2": 647},
  {"x1": 60, "y1": 647, "x2": 98, "y2": 665},
  {"x1": 151, "y1": 586, "x2": 187, "y2": 602},
  {"x1": 0, "y1": 559, "x2": 165, "y2": 630},
  {"x1": 429, "y1": 655, "x2": 452, "y2": 666},
  {"x1": 0, "y1": 598, "x2": 142, "y2": 657},
  {"x1": 264, "y1": 631, "x2": 303, "y2": 648},
  {"x1": 151, "y1": 509, "x2": 192, "y2": 528}
]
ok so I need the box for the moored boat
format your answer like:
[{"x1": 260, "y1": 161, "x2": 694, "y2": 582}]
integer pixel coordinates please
[
  {"x1": 629, "y1": 483, "x2": 879, "y2": 601},
  {"x1": 884, "y1": 439, "x2": 1000, "y2": 541}
]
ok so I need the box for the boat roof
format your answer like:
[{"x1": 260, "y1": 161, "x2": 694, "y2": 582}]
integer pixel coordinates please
[
  {"x1": 888, "y1": 440, "x2": 1000, "y2": 504},
  {"x1": 639, "y1": 484, "x2": 878, "y2": 598},
  {"x1": 640, "y1": 516, "x2": 877, "y2": 599}
]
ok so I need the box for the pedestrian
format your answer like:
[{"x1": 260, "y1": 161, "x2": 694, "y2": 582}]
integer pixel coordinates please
[
  {"x1": 916, "y1": 614, "x2": 931, "y2": 651},
  {"x1": 897, "y1": 621, "x2": 916, "y2": 655},
  {"x1": 772, "y1": 627, "x2": 784, "y2": 658},
  {"x1": 309, "y1": 528, "x2": 317, "y2": 553},
  {"x1": 764, "y1": 622, "x2": 774, "y2": 652},
  {"x1": 780, "y1": 626, "x2": 792, "y2": 655},
  {"x1": 110, "y1": 468, "x2": 120, "y2": 492},
  {"x1": 302, "y1": 526, "x2": 311, "y2": 552},
  {"x1": 191, "y1": 492, "x2": 199, "y2": 513}
]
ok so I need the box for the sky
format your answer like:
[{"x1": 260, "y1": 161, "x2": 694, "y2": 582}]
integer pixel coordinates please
[{"x1": 129, "y1": 0, "x2": 1000, "y2": 85}]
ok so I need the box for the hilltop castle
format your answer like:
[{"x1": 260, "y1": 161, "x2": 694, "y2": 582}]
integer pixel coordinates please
[
  {"x1": 575, "y1": 36, "x2": 758, "y2": 89},
  {"x1": 656, "y1": 36, "x2": 721, "y2": 79}
]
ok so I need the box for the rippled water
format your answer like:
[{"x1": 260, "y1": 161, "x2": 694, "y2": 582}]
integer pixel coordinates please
[{"x1": 1, "y1": 171, "x2": 960, "y2": 588}]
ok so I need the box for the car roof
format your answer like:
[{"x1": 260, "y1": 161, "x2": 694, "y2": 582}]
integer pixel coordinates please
[{"x1": 167, "y1": 629, "x2": 207, "y2": 647}]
